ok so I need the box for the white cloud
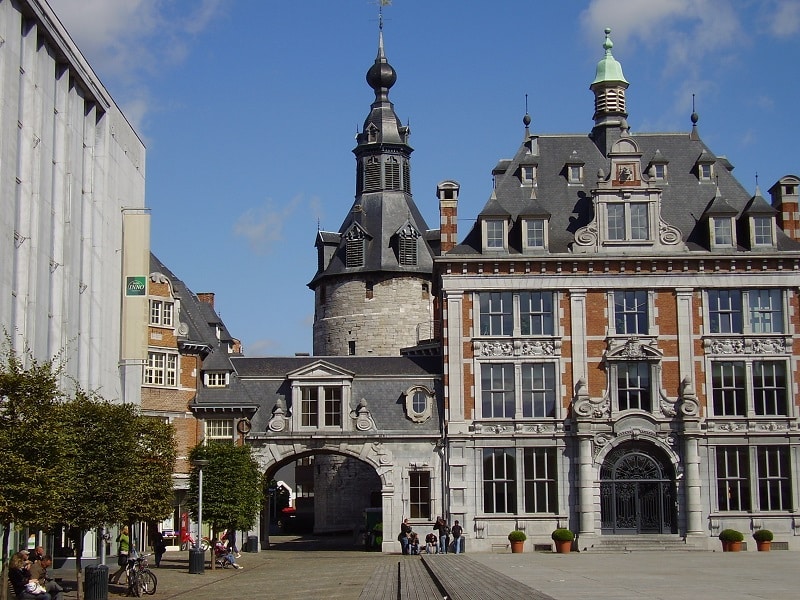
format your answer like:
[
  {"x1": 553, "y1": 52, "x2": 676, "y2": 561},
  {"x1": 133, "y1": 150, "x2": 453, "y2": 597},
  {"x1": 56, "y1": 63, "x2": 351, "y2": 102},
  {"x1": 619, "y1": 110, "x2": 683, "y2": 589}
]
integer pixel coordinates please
[
  {"x1": 765, "y1": 0, "x2": 800, "y2": 36},
  {"x1": 47, "y1": 0, "x2": 227, "y2": 131},
  {"x1": 233, "y1": 195, "x2": 305, "y2": 255}
]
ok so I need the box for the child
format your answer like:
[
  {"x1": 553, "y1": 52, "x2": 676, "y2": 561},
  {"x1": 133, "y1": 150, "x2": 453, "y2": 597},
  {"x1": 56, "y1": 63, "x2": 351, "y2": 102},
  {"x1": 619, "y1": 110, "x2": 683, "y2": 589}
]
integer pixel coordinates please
[
  {"x1": 409, "y1": 532, "x2": 420, "y2": 555},
  {"x1": 25, "y1": 577, "x2": 48, "y2": 596},
  {"x1": 425, "y1": 532, "x2": 438, "y2": 554}
]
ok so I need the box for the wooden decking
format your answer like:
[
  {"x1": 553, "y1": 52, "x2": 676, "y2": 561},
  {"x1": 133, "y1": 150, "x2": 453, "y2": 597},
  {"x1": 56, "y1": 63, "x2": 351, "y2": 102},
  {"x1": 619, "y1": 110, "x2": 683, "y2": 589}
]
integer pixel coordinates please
[{"x1": 359, "y1": 554, "x2": 555, "y2": 600}]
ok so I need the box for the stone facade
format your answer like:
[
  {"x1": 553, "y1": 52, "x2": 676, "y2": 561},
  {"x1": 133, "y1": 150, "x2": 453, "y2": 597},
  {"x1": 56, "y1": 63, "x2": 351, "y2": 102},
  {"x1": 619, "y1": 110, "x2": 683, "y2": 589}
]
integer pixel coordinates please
[{"x1": 314, "y1": 275, "x2": 432, "y2": 355}]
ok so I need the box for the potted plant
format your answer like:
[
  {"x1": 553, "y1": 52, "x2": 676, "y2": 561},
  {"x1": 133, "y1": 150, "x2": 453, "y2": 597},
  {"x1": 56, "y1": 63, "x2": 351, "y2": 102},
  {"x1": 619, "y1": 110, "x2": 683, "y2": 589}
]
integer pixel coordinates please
[
  {"x1": 753, "y1": 529, "x2": 773, "y2": 552},
  {"x1": 718, "y1": 528, "x2": 744, "y2": 552},
  {"x1": 507, "y1": 530, "x2": 527, "y2": 553},
  {"x1": 551, "y1": 528, "x2": 574, "y2": 554}
]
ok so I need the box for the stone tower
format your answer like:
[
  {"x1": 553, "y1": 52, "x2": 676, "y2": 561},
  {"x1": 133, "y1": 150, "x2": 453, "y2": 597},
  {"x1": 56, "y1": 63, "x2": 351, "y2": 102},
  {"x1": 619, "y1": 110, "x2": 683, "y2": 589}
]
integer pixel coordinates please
[{"x1": 309, "y1": 26, "x2": 434, "y2": 357}]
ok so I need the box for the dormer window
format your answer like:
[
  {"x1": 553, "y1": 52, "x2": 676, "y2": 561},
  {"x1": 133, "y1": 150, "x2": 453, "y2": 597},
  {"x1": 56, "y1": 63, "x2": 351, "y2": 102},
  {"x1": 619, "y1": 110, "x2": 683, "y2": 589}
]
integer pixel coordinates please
[
  {"x1": 565, "y1": 150, "x2": 584, "y2": 183},
  {"x1": 205, "y1": 372, "x2": 230, "y2": 388},
  {"x1": 653, "y1": 164, "x2": 666, "y2": 180},
  {"x1": 700, "y1": 164, "x2": 712, "y2": 180},
  {"x1": 404, "y1": 386, "x2": 433, "y2": 423},
  {"x1": 710, "y1": 216, "x2": 735, "y2": 248},
  {"x1": 752, "y1": 216, "x2": 775, "y2": 247},
  {"x1": 396, "y1": 222, "x2": 420, "y2": 266},
  {"x1": 520, "y1": 165, "x2": 537, "y2": 185},
  {"x1": 149, "y1": 300, "x2": 174, "y2": 326},
  {"x1": 607, "y1": 202, "x2": 650, "y2": 241},
  {"x1": 522, "y1": 218, "x2": 547, "y2": 250},
  {"x1": 484, "y1": 219, "x2": 506, "y2": 250},
  {"x1": 345, "y1": 227, "x2": 366, "y2": 267}
]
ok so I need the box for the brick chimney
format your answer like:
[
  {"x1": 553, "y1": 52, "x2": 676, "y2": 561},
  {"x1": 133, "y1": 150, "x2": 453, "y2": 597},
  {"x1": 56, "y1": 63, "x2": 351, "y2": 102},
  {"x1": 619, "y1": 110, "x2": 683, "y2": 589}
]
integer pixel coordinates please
[
  {"x1": 437, "y1": 180, "x2": 460, "y2": 253},
  {"x1": 769, "y1": 176, "x2": 800, "y2": 242},
  {"x1": 197, "y1": 292, "x2": 215, "y2": 308}
]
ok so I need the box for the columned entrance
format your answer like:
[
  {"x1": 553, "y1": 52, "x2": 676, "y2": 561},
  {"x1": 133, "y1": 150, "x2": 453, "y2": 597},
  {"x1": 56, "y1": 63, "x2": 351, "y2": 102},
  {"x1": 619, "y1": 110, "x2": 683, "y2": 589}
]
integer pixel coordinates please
[{"x1": 600, "y1": 442, "x2": 677, "y2": 534}]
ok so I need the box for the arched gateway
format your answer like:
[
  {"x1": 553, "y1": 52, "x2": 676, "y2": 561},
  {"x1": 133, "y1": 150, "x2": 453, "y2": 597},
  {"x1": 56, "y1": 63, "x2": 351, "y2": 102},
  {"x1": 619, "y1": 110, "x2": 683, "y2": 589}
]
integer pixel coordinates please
[
  {"x1": 599, "y1": 442, "x2": 677, "y2": 534},
  {"x1": 193, "y1": 355, "x2": 443, "y2": 551}
]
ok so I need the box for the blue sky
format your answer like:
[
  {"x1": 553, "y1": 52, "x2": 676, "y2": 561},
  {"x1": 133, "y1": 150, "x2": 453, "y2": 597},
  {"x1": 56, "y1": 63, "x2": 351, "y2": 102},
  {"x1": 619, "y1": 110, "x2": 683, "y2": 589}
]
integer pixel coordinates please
[{"x1": 48, "y1": 0, "x2": 800, "y2": 356}]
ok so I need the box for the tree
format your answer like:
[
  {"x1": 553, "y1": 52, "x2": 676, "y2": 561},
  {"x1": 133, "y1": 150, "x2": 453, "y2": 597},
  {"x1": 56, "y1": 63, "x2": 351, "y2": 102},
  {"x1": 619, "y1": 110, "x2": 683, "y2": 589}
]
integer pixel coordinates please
[
  {"x1": 0, "y1": 343, "x2": 66, "y2": 600},
  {"x1": 57, "y1": 393, "x2": 173, "y2": 600},
  {"x1": 187, "y1": 443, "x2": 263, "y2": 538},
  {"x1": 126, "y1": 417, "x2": 176, "y2": 525}
]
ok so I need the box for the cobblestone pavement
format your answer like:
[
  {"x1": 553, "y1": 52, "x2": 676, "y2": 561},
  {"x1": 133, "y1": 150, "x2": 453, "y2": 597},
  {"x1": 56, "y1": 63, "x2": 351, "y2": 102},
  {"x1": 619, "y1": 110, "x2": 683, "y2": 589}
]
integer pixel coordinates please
[{"x1": 51, "y1": 536, "x2": 800, "y2": 600}]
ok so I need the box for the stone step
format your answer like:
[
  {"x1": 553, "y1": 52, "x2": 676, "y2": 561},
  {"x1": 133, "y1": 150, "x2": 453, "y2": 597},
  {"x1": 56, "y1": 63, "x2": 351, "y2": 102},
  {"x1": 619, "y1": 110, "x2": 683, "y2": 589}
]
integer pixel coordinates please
[{"x1": 582, "y1": 535, "x2": 707, "y2": 553}]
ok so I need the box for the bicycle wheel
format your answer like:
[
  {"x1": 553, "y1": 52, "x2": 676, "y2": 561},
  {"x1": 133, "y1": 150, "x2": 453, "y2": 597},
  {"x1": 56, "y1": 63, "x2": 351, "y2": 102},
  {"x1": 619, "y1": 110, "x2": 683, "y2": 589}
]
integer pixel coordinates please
[
  {"x1": 128, "y1": 572, "x2": 143, "y2": 598},
  {"x1": 200, "y1": 539, "x2": 210, "y2": 552},
  {"x1": 140, "y1": 569, "x2": 158, "y2": 595}
]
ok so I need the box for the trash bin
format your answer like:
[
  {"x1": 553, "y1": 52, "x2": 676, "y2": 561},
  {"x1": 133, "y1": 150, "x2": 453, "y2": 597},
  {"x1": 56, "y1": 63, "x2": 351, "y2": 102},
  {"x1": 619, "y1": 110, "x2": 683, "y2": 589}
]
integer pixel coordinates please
[
  {"x1": 188, "y1": 548, "x2": 205, "y2": 574},
  {"x1": 84, "y1": 564, "x2": 109, "y2": 600},
  {"x1": 247, "y1": 535, "x2": 259, "y2": 552}
]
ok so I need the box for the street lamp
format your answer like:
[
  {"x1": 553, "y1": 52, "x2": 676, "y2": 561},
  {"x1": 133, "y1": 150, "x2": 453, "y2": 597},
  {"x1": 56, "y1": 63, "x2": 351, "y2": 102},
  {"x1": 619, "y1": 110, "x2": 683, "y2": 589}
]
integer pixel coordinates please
[{"x1": 189, "y1": 459, "x2": 209, "y2": 574}]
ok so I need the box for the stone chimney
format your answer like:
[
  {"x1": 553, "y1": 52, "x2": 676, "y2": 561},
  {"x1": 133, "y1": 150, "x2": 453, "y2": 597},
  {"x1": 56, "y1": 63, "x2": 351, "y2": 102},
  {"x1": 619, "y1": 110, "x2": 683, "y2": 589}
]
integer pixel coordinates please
[
  {"x1": 197, "y1": 292, "x2": 215, "y2": 308},
  {"x1": 769, "y1": 176, "x2": 800, "y2": 242},
  {"x1": 437, "y1": 180, "x2": 460, "y2": 253}
]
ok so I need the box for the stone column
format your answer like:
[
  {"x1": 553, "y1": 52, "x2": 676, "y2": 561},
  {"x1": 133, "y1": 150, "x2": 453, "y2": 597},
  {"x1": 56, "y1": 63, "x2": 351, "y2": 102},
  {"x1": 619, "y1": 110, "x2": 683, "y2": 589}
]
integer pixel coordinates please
[
  {"x1": 578, "y1": 433, "x2": 596, "y2": 535},
  {"x1": 444, "y1": 290, "x2": 466, "y2": 432},
  {"x1": 683, "y1": 433, "x2": 703, "y2": 535}
]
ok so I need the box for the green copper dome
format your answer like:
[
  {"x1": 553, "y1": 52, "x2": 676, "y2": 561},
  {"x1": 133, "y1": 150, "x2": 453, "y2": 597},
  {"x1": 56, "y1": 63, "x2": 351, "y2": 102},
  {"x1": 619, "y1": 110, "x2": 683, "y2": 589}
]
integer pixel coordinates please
[{"x1": 591, "y1": 28, "x2": 628, "y2": 86}]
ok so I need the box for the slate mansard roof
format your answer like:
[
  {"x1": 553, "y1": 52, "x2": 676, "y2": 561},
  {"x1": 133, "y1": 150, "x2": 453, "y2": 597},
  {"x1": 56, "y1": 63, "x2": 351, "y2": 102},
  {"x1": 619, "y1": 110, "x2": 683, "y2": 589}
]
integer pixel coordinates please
[
  {"x1": 448, "y1": 31, "x2": 800, "y2": 258},
  {"x1": 232, "y1": 355, "x2": 443, "y2": 435}
]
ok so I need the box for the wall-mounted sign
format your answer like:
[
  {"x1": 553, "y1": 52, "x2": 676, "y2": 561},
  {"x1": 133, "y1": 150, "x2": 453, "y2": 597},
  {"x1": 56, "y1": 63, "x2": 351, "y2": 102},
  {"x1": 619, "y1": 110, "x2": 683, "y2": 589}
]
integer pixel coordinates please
[{"x1": 126, "y1": 276, "x2": 147, "y2": 296}]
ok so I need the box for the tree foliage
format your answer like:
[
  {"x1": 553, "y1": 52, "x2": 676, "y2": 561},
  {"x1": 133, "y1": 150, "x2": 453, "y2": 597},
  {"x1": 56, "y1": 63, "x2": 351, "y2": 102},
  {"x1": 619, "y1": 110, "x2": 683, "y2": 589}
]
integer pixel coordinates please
[
  {"x1": 0, "y1": 345, "x2": 66, "y2": 530},
  {"x1": 187, "y1": 443, "x2": 263, "y2": 536},
  {"x1": 126, "y1": 416, "x2": 177, "y2": 523}
]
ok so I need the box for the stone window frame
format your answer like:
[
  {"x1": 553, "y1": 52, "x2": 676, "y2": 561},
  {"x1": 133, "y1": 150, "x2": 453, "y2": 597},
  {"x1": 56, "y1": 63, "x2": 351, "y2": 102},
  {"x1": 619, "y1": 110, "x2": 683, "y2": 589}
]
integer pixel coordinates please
[{"x1": 403, "y1": 385, "x2": 433, "y2": 424}]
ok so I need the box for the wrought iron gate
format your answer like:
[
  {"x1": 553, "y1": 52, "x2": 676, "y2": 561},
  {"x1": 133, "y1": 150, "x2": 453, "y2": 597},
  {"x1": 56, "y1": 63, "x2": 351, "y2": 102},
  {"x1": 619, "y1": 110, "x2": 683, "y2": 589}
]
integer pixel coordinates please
[{"x1": 600, "y1": 445, "x2": 676, "y2": 534}]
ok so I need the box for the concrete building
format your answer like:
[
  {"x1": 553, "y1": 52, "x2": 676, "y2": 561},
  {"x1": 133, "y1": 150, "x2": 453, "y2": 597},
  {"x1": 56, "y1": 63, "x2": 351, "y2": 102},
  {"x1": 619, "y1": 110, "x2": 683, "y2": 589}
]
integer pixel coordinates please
[
  {"x1": 0, "y1": 0, "x2": 148, "y2": 559},
  {"x1": 436, "y1": 29, "x2": 800, "y2": 551},
  {"x1": 0, "y1": 0, "x2": 148, "y2": 402}
]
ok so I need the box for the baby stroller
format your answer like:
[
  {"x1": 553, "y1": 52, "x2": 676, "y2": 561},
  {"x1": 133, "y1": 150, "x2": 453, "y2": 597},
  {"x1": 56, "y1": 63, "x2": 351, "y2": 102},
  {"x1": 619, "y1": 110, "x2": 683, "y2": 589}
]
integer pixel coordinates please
[{"x1": 213, "y1": 541, "x2": 236, "y2": 568}]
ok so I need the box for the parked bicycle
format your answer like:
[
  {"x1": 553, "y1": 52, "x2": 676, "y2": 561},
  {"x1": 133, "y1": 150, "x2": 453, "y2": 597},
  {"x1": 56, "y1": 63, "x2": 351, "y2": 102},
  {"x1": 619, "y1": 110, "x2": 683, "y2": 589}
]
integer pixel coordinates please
[
  {"x1": 180, "y1": 532, "x2": 211, "y2": 551},
  {"x1": 125, "y1": 552, "x2": 157, "y2": 597}
]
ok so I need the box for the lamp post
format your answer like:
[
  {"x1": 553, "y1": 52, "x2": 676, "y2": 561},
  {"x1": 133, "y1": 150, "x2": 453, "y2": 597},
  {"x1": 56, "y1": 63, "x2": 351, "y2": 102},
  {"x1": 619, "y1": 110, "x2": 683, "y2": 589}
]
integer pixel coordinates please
[{"x1": 189, "y1": 459, "x2": 209, "y2": 574}]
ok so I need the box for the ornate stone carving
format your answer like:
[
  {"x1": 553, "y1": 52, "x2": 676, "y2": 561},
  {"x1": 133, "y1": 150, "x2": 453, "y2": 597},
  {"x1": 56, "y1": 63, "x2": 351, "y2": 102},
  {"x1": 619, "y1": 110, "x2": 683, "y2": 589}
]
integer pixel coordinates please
[
  {"x1": 751, "y1": 338, "x2": 786, "y2": 354},
  {"x1": 754, "y1": 422, "x2": 789, "y2": 432},
  {"x1": 659, "y1": 397, "x2": 677, "y2": 417},
  {"x1": 478, "y1": 341, "x2": 514, "y2": 356},
  {"x1": 350, "y1": 397, "x2": 376, "y2": 431},
  {"x1": 520, "y1": 340, "x2": 555, "y2": 356},
  {"x1": 473, "y1": 423, "x2": 513, "y2": 434},
  {"x1": 678, "y1": 377, "x2": 700, "y2": 417},
  {"x1": 707, "y1": 339, "x2": 745, "y2": 354},
  {"x1": 268, "y1": 398, "x2": 287, "y2": 432},
  {"x1": 574, "y1": 223, "x2": 598, "y2": 247},
  {"x1": 371, "y1": 442, "x2": 393, "y2": 465},
  {"x1": 711, "y1": 421, "x2": 746, "y2": 432},
  {"x1": 149, "y1": 272, "x2": 169, "y2": 284},
  {"x1": 658, "y1": 220, "x2": 682, "y2": 245}
]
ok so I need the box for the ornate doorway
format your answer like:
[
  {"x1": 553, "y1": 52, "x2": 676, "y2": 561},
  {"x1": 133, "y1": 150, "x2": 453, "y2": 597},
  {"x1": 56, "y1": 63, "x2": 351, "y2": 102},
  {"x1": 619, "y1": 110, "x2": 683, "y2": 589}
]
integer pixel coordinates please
[{"x1": 600, "y1": 443, "x2": 677, "y2": 534}]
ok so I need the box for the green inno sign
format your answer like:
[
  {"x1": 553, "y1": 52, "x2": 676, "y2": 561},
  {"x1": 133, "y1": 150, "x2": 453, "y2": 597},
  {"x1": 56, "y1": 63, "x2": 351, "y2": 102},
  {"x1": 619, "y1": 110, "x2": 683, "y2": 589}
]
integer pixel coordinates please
[{"x1": 126, "y1": 276, "x2": 147, "y2": 296}]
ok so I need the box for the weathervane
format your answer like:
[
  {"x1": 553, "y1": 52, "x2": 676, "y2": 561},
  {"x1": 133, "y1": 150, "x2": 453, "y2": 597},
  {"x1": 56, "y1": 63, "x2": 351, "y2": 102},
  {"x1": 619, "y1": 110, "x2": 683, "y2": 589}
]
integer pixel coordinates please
[{"x1": 376, "y1": 0, "x2": 392, "y2": 29}]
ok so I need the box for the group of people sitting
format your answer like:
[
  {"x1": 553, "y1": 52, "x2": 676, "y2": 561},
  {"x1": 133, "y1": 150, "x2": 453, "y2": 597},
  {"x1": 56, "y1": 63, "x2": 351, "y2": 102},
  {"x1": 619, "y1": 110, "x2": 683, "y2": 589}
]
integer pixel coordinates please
[
  {"x1": 8, "y1": 547, "x2": 66, "y2": 600},
  {"x1": 398, "y1": 516, "x2": 464, "y2": 555}
]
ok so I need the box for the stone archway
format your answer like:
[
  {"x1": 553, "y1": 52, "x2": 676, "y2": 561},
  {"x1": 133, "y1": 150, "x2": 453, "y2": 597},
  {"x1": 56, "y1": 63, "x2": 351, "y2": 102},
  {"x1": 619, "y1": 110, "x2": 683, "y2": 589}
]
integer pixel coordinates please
[
  {"x1": 253, "y1": 440, "x2": 397, "y2": 549},
  {"x1": 599, "y1": 441, "x2": 677, "y2": 534}
]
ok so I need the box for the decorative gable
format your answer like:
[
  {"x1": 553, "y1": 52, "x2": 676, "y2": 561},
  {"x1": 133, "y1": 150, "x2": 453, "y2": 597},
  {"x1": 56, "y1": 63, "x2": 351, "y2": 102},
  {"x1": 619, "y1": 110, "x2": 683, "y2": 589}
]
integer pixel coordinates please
[{"x1": 573, "y1": 137, "x2": 683, "y2": 253}]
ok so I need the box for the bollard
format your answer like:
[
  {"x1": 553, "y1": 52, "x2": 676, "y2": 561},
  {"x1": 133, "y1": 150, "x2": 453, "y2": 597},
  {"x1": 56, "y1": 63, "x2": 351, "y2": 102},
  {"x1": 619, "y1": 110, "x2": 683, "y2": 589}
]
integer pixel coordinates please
[
  {"x1": 84, "y1": 564, "x2": 109, "y2": 600},
  {"x1": 247, "y1": 535, "x2": 259, "y2": 552},
  {"x1": 188, "y1": 548, "x2": 205, "y2": 574}
]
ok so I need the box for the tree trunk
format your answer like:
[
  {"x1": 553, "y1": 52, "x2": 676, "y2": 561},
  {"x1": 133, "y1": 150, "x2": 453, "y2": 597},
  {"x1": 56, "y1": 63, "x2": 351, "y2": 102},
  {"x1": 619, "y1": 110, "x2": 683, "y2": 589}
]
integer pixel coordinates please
[
  {"x1": 1, "y1": 525, "x2": 11, "y2": 600},
  {"x1": 74, "y1": 529, "x2": 84, "y2": 600}
]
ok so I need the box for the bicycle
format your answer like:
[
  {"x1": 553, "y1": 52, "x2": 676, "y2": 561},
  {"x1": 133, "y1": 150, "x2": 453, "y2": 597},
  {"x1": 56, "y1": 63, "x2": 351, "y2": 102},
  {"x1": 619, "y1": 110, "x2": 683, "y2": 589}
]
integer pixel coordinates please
[
  {"x1": 125, "y1": 552, "x2": 158, "y2": 597},
  {"x1": 180, "y1": 533, "x2": 211, "y2": 552}
]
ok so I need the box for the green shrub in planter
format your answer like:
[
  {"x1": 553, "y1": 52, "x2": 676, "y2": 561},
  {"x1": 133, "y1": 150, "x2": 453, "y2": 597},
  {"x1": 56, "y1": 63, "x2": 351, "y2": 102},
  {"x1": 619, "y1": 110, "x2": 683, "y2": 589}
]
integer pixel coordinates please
[
  {"x1": 718, "y1": 529, "x2": 744, "y2": 542},
  {"x1": 551, "y1": 528, "x2": 575, "y2": 542},
  {"x1": 508, "y1": 530, "x2": 527, "y2": 542},
  {"x1": 753, "y1": 529, "x2": 773, "y2": 542}
]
